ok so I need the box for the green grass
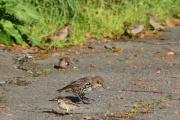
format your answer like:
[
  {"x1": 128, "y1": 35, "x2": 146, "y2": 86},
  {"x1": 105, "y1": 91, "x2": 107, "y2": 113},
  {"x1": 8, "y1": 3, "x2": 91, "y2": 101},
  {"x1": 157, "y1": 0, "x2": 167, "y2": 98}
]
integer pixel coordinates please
[{"x1": 25, "y1": 0, "x2": 180, "y2": 49}]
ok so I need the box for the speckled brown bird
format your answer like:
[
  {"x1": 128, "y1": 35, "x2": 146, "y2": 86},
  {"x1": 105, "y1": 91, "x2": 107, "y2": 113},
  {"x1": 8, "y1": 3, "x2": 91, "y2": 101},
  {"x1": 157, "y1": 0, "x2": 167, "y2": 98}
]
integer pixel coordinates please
[
  {"x1": 145, "y1": 12, "x2": 167, "y2": 30},
  {"x1": 55, "y1": 96, "x2": 79, "y2": 112},
  {"x1": 57, "y1": 76, "x2": 105, "y2": 104},
  {"x1": 123, "y1": 22, "x2": 146, "y2": 36},
  {"x1": 58, "y1": 57, "x2": 71, "y2": 69},
  {"x1": 47, "y1": 26, "x2": 68, "y2": 42}
]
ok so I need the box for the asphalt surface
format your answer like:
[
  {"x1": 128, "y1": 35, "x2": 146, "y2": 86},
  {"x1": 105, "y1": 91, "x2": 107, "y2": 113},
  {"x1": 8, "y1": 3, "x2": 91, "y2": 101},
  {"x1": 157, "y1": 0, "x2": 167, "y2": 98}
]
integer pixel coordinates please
[{"x1": 0, "y1": 27, "x2": 180, "y2": 120}]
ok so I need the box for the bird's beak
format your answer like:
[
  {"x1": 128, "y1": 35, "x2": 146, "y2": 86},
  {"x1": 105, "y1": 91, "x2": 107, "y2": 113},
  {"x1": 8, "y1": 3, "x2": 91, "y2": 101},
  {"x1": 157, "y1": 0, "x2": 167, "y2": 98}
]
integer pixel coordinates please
[{"x1": 54, "y1": 98, "x2": 58, "y2": 101}]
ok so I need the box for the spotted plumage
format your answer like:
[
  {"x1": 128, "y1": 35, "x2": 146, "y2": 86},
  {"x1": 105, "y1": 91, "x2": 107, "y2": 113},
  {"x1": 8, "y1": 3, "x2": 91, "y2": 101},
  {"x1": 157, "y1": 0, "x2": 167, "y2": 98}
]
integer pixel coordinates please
[{"x1": 57, "y1": 76, "x2": 104, "y2": 103}]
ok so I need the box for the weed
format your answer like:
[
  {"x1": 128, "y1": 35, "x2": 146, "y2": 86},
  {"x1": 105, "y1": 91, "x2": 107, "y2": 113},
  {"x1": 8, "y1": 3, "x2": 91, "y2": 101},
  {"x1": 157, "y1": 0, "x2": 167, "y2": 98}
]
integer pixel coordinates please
[{"x1": 23, "y1": 0, "x2": 179, "y2": 49}]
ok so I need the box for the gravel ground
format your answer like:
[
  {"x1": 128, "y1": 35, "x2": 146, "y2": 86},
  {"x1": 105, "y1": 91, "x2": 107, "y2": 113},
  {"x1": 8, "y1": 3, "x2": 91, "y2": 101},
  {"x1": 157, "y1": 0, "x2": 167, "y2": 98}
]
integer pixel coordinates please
[{"x1": 0, "y1": 27, "x2": 180, "y2": 120}]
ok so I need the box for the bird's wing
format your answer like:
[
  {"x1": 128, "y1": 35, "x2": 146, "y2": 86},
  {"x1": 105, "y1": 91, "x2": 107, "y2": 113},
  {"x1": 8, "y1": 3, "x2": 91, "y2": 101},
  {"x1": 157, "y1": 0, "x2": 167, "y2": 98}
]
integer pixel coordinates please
[
  {"x1": 48, "y1": 27, "x2": 66, "y2": 38},
  {"x1": 57, "y1": 77, "x2": 91, "y2": 92},
  {"x1": 63, "y1": 97, "x2": 78, "y2": 106},
  {"x1": 151, "y1": 16, "x2": 166, "y2": 26}
]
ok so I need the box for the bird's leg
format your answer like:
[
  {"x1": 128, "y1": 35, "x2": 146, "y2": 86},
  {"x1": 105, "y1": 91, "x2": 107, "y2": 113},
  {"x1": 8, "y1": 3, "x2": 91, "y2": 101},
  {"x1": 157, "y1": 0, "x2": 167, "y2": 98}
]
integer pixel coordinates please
[{"x1": 76, "y1": 94, "x2": 89, "y2": 104}]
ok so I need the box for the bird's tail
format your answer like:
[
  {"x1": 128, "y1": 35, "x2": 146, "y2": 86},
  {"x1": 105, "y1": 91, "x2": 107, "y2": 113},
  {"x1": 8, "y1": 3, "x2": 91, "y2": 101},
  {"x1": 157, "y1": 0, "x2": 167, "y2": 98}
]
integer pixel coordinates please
[{"x1": 57, "y1": 89, "x2": 63, "y2": 92}]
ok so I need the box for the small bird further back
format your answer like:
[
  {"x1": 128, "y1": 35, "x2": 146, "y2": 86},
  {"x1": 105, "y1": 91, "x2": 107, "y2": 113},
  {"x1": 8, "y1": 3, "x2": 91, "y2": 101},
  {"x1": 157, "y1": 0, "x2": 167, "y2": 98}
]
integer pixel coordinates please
[
  {"x1": 145, "y1": 12, "x2": 168, "y2": 31},
  {"x1": 58, "y1": 57, "x2": 71, "y2": 69},
  {"x1": 123, "y1": 22, "x2": 146, "y2": 36},
  {"x1": 47, "y1": 24, "x2": 69, "y2": 42}
]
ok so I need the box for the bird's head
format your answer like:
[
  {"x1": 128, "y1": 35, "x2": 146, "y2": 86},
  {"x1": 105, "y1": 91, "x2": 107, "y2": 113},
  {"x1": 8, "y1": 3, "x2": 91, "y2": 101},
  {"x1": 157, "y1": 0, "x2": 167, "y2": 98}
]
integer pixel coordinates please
[{"x1": 91, "y1": 76, "x2": 105, "y2": 88}]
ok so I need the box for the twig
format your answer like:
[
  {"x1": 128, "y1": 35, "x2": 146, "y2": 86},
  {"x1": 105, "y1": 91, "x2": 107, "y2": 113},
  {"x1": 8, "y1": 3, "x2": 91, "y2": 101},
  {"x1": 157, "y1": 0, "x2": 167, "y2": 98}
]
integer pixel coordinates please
[{"x1": 121, "y1": 89, "x2": 165, "y2": 94}]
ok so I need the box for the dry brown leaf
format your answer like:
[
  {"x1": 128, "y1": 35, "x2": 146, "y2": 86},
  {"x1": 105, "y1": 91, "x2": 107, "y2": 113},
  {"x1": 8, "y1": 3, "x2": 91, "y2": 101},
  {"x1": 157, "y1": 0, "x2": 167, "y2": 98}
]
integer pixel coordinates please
[
  {"x1": 125, "y1": 60, "x2": 136, "y2": 63},
  {"x1": 140, "y1": 34, "x2": 145, "y2": 39},
  {"x1": 168, "y1": 62, "x2": 175, "y2": 66},
  {"x1": 117, "y1": 97, "x2": 125, "y2": 99},
  {"x1": 108, "y1": 103, "x2": 114, "y2": 109},
  {"x1": 83, "y1": 116, "x2": 92, "y2": 120},
  {"x1": 165, "y1": 48, "x2": 175, "y2": 51},
  {"x1": 86, "y1": 32, "x2": 91, "y2": 38},
  {"x1": 0, "y1": 105, "x2": 7, "y2": 108},
  {"x1": 75, "y1": 51, "x2": 81, "y2": 55},
  {"x1": 113, "y1": 49, "x2": 123, "y2": 53},
  {"x1": 166, "y1": 52, "x2": 175, "y2": 55},
  {"x1": 156, "y1": 70, "x2": 161, "y2": 74},
  {"x1": 176, "y1": 98, "x2": 180, "y2": 100},
  {"x1": 108, "y1": 61, "x2": 111, "y2": 64},
  {"x1": 113, "y1": 53, "x2": 119, "y2": 56},
  {"x1": 165, "y1": 19, "x2": 174, "y2": 27},
  {"x1": 90, "y1": 64, "x2": 96, "y2": 67},
  {"x1": 72, "y1": 66, "x2": 77, "y2": 69},
  {"x1": 5, "y1": 114, "x2": 12, "y2": 115},
  {"x1": 173, "y1": 76, "x2": 178, "y2": 78},
  {"x1": 51, "y1": 53, "x2": 60, "y2": 57},
  {"x1": 173, "y1": 112, "x2": 180, "y2": 114},
  {"x1": 134, "y1": 66, "x2": 141, "y2": 69},
  {"x1": 141, "y1": 111, "x2": 151, "y2": 114}
]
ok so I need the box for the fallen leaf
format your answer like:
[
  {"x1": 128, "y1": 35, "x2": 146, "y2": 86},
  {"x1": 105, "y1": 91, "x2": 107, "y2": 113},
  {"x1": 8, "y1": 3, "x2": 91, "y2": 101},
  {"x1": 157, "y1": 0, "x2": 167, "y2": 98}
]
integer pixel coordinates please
[
  {"x1": 125, "y1": 60, "x2": 136, "y2": 63},
  {"x1": 108, "y1": 103, "x2": 114, "y2": 109},
  {"x1": 90, "y1": 64, "x2": 96, "y2": 67},
  {"x1": 0, "y1": 105, "x2": 7, "y2": 108},
  {"x1": 117, "y1": 97, "x2": 125, "y2": 99},
  {"x1": 51, "y1": 53, "x2": 60, "y2": 57},
  {"x1": 5, "y1": 114, "x2": 12, "y2": 115},
  {"x1": 168, "y1": 62, "x2": 175, "y2": 66},
  {"x1": 140, "y1": 34, "x2": 145, "y2": 39},
  {"x1": 166, "y1": 52, "x2": 175, "y2": 55},
  {"x1": 134, "y1": 66, "x2": 141, "y2": 69},
  {"x1": 173, "y1": 112, "x2": 180, "y2": 114},
  {"x1": 86, "y1": 32, "x2": 91, "y2": 38},
  {"x1": 75, "y1": 51, "x2": 81, "y2": 55},
  {"x1": 83, "y1": 116, "x2": 92, "y2": 120},
  {"x1": 108, "y1": 61, "x2": 111, "y2": 64},
  {"x1": 176, "y1": 98, "x2": 180, "y2": 100},
  {"x1": 165, "y1": 19, "x2": 174, "y2": 27},
  {"x1": 72, "y1": 66, "x2": 77, "y2": 69},
  {"x1": 135, "y1": 54, "x2": 142, "y2": 57},
  {"x1": 173, "y1": 76, "x2": 178, "y2": 78},
  {"x1": 165, "y1": 48, "x2": 175, "y2": 51},
  {"x1": 156, "y1": 70, "x2": 161, "y2": 74},
  {"x1": 159, "y1": 37, "x2": 168, "y2": 40},
  {"x1": 113, "y1": 49, "x2": 123, "y2": 53},
  {"x1": 141, "y1": 111, "x2": 151, "y2": 114},
  {"x1": 113, "y1": 53, "x2": 119, "y2": 56}
]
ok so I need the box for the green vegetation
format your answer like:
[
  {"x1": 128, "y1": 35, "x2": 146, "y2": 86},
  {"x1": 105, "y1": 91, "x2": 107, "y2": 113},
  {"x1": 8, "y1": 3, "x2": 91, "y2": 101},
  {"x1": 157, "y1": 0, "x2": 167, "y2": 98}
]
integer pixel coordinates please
[
  {"x1": 1, "y1": 0, "x2": 180, "y2": 49},
  {"x1": 0, "y1": 0, "x2": 45, "y2": 49}
]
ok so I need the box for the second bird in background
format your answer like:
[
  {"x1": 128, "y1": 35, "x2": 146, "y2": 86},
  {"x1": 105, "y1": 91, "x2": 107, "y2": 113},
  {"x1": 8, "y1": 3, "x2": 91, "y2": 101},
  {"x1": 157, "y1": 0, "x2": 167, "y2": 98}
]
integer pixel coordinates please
[
  {"x1": 123, "y1": 22, "x2": 146, "y2": 36},
  {"x1": 58, "y1": 57, "x2": 71, "y2": 69},
  {"x1": 47, "y1": 25, "x2": 69, "y2": 43},
  {"x1": 145, "y1": 12, "x2": 167, "y2": 31}
]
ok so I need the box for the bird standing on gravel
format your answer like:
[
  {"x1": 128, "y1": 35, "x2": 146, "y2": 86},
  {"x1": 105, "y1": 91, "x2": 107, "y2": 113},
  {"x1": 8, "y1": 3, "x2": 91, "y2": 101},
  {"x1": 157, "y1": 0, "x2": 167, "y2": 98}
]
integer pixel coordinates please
[
  {"x1": 57, "y1": 76, "x2": 105, "y2": 104},
  {"x1": 47, "y1": 25, "x2": 68, "y2": 42},
  {"x1": 58, "y1": 57, "x2": 71, "y2": 69},
  {"x1": 55, "y1": 96, "x2": 79, "y2": 113},
  {"x1": 145, "y1": 12, "x2": 167, "y2": 31},
  {"x1": 123, "y1": 22, "x2": 146, "y2": 36}
]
